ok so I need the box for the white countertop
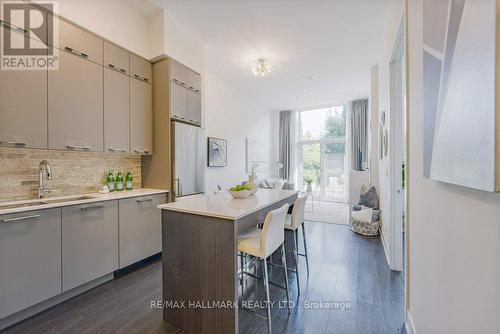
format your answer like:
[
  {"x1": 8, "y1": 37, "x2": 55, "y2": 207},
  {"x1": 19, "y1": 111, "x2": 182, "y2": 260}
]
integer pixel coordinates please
[
  {"x1": 158, "y1": 189, "x2": 298, "y2": 220},
  {"x1": 0, "y1": 188, "x2": 169, "y2": 215}
]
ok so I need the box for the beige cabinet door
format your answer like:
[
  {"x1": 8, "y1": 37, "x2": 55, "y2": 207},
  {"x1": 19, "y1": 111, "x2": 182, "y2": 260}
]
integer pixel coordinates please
[
  {"x1": 0, "y1": 2, "x2": 47, "y2": 43},
  {"x1": 54, "y1": 17, "x2": 103, "y2": 65},
  {"x1": 0, "y1": 27, "x2": 47, "y2": 149},
  {"x1": 130, "y1": 79, "x2": 153, "y2": 154},
  {"x1": 0, "y1": 208, "x2": 62, "y2": 318},
  {"x1": 62, "y1": 201, "x2": 118, "y2": 292},
  {"x1": 170, "y1": 82, "x2": 188, "y2": 121},
  {"x1": 118, "y1": 194, "x2": 166, "y2": 268},
  {"x1": 187, "y1": 70, "x2": 201, "y2": 93},
  {"x1": 104, "y1": 42, "x2": 129, "y2": 75},
  {"x1": 104, "y1": 68, "x2": 130, "y2": 153},
  {"x1": 170, "y1": 59, "x2": 188, "y2": 87},
  {"x1": 48, "y1": 51, "x2": 104, "y2": 151},
  {"x1": 130, "y1": 53, "x2": 151, "y2": 83},
  {"x1": 187, "y1": 90, "x2": 202, "y2": 126}
]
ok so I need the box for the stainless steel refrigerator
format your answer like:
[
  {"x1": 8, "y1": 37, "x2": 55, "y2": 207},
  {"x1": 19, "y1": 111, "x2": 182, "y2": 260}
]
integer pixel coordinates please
[{"x1": 172, "y1": 121, "x2": 205, "y2": 199}]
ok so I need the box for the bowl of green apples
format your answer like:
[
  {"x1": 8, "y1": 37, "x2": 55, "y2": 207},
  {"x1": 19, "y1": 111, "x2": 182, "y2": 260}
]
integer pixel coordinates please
[{"x1": 228, "y1": 184, "x2": 251, "y2": 199}]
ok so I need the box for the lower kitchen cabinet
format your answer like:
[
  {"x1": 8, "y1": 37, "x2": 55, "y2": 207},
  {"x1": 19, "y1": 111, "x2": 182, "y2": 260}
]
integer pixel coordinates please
[
  {"x1": 118, "y1": 194, "x2": 166, "y2": 268},
  {"x1": 62, "y1": 201, "x2": 118, "y2": 291},
  {"x1": 0, "y1": 209, "x2": 62, "y2": 319}
]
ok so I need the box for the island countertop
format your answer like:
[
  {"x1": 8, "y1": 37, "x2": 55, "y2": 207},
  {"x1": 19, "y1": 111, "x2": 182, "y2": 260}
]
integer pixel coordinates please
[{"x1": 158, "y1": 188, "x2": 298, "y2": 220}]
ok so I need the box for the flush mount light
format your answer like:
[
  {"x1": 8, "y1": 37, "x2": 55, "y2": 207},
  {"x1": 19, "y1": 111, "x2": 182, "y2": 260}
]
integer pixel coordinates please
[{"x1": 252, "y1": 59, "x2": 272, "y2": 77}]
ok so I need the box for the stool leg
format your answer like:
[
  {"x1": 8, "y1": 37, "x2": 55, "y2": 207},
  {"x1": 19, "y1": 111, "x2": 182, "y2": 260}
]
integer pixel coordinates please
[
  {"x1": 292, "y1": 230, "x2": 301, "y2": 295},
  {"x1": 301, "y1": 222, "x2": 310, "y2": 276},
  {"x1": 240, "y1": 252, "x2": 245, "y2": 296},
  {"x1": 281, "y1": 243, "x2": 291, "y2": 315},
  {"x1": 263, "y1": 258, "x2": 272, "y2": 334}
]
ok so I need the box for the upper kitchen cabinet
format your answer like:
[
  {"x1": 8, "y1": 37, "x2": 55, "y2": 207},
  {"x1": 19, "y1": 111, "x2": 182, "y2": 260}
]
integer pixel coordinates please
[
  {"x1": 170, "y1": 59, "x2": 188, "y2": 87},
  {"x1": 104, "y1": 67, "x2": 130, "y2": 153},
  {"x1": 0, "y1": 2, "x2": 47, "y2": 43},
  {"x1": 187, "y1": 90, "x2": 202, "y2": 125},
  {"x1": 187, "y1": 69, "x2": 201, "y2": 93},
  {"x1": 104, "y1": 42, "x2": 129, "y2": 75},
  {"x1": 48, "y1": 50, "x2": 104, "y2": 152},
  {"x1": 0, "y1": 27, "x2": 47, "y2": 149},
  {"x1": 170, "y1": 81, "x2": 188, "y2": 121},
  {"x1": 130, "y1": 78, "x2": 153, "y2": 154},
  {"x1": 130, "y1": 53, "x2": 152, "y2": 83},
  {"x1": 53, "y1": 17, "x2": 103, "y2": 65}
]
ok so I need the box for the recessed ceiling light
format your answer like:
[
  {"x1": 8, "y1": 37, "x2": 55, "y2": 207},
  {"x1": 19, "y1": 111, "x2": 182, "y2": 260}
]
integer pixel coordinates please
[
  {"x1": 303, "y1": 90, "x2": 307, "y2": 94},
  {"x1": 341, "y1": 82, "x2": 347, "y2": 87}
]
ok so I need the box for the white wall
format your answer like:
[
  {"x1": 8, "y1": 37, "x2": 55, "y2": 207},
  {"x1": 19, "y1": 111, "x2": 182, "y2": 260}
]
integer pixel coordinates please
[
  {"x1": 204, "y1": 71, "x2": 273, "y2": 193},
  {"x1": 378, "y1": 1, "x2": 405, "y2": 254},
  {"x1": 407, "y1": 1, "x2": 500, "y2": 332},
  {"x1": 369, "y1": 65, "x2": 380, "y2": 191},
  {"x1": 53, "y1": 0, "x2": 152, "y2": 58}
]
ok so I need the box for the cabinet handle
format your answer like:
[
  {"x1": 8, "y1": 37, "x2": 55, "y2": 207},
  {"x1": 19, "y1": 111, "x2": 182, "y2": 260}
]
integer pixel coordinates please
[
  {"x1": 67, "y1": 145, "x2": 91, "y2": 150},
  {"x1": 65, "y1": 47, "x2": 89, "y2": 59},
  {"x1": 1, "y1": 214, "x2": 41, "y2": 223},
  {"x1": 190, "y1": 119, "x2": 200, "y2": 124},
  {"x1": 108, "y1": 147, "x2": 127, "y2": 152},
  {"x1": 0, "y1": 141, "x2": 26, "y2": 146},
  {"x1": 136, "y1": 197, "x2": 153, "y2": 203},
  {"x1": 80, "y1": 204, "x2": 104, "y2": 211},
  {"x1": 173, "y1": 115, "x2": 185, "y2": 120},
  {"x1": 0, "y1": 20, "x2": 27, "y2": 34},
  {"x1": 108, "y1": 63, "x2": 127, "y2": 73},
  {"x1": 133, "y1": 73, "x2": 149, "y2": 82},
  {"x1": 134, "y1": 149, "x2": 149, "y2": 154}
]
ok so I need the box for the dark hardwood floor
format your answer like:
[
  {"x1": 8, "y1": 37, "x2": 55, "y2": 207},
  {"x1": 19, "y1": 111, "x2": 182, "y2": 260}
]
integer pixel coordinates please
[{"x1": 2, "y1": 222, "x2": 405, "y2": 334}]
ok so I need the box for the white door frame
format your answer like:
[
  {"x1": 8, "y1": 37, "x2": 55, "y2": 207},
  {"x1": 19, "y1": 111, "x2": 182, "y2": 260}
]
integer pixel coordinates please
[{"x1": 388, "y1": 18, "x2": 405, "y2": 272}]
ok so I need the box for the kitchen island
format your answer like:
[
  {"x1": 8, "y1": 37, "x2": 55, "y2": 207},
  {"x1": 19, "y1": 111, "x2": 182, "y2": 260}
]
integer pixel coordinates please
[{"x1": 158, "y1": 189, "x2": 298, "y2": 334}]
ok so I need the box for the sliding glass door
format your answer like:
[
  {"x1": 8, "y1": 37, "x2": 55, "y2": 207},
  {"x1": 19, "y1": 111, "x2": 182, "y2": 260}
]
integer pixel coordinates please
[{"x1": 298, "y1": 106, "x2": 347, "y2": 202}]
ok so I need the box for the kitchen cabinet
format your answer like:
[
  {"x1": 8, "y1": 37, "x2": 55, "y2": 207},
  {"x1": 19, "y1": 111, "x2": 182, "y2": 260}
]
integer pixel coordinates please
[
  {"x1": 48, "y1": 50, "x2": 104, "y2": 152},
  {"x1": 54, "y1": 17, "x2": 103, "y2": 65},
  {"x1": 104, "y1": 67, "x2": 130, "y2": 153},
  {"x1": 0, "y1": 27, "x2": 48, "y2": 149},
  {"x1": 0, "y1": 208, "x2": 62, "y2": 319},
  {"x1": 130, "y1": 53, "x2": 152, "y2": 83},
  {"x1": 170, "y1": 59, "x2": 188, "y2": 87},
  {"x1": 118, "y1": 194, "x2": 166, "y2": 268},
  {"x1": 62, "y1": 201, "x2": 118, "y2": 292},
  {"x1": 0, "y1": 2, "x2": 47, "y2": 43},
  {"x1": 104, "y1": 42, "x2": 129, "y2": 75},
  {"x1": 130, "y1": 79, "x2": 153, "y2": 154},
  {"x1": 170, "y1": 81, "x2": 188, "y2": 121},
  {"x1": 187, "y1": 90, "x2": 202, "y2": 125},
  {"x1": 187, "y1": 69, "x2": 201, "y2": 93}
]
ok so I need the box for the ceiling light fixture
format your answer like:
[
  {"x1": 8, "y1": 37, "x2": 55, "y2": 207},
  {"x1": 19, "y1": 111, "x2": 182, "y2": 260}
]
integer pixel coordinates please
[{"x1": 252, "y1": 59, "x2": 272, "y2": 77}]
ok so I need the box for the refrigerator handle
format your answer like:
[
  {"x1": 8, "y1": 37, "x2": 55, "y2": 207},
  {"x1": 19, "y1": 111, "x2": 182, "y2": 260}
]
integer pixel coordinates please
[{"x1": 174, "y1": 178, "x2": 180, "y2": 197}]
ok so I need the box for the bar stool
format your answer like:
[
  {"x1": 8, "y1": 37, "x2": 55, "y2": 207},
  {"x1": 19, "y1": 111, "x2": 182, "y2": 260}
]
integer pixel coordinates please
[
  {"x1": 285, "y1": 194, "x2": 309, "y2": 295},
  {"x1": 237, "y1": 204, "x2": 291, "y2": 334}
]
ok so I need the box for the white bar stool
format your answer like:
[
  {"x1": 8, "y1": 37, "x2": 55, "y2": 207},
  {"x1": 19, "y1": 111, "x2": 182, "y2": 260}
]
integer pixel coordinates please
[
  {"x1": 284, "y1": 193, "x2": 309, "y2": 295},
  {"x1": 237, "y1": 204, "x2": 291, "y2": 334}
]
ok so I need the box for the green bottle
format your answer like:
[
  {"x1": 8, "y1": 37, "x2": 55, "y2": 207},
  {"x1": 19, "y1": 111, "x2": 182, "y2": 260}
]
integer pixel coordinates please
[
  {"x1": 116, "y1": 171, "x2": 124, "y2": 191},
  {"x1": 125, "y1": 170, "x2": 133, "y2": 190},
  {"x1": 106, "y1": 170, "x2": 115, "y2": 192}
]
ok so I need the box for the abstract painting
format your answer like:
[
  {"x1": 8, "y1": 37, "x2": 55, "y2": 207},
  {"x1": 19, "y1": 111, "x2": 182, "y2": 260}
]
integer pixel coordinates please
[
  {"x1": 423, "y1": 0, "x2": 499, "y2": 191},
  {"x1": 207, "y1": 137, "x2": 227, "y2": 167}
]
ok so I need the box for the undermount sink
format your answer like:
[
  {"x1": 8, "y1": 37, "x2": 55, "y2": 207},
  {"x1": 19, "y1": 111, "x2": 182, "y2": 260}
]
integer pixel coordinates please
[{"x1": 0, "y1": 195, "x2": 97, "y2": 210}]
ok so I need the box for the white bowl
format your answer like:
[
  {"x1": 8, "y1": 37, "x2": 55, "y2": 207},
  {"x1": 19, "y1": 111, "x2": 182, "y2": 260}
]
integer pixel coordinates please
[{"x1": 227, "y1": 189, "x2": 251, "y2": 199}]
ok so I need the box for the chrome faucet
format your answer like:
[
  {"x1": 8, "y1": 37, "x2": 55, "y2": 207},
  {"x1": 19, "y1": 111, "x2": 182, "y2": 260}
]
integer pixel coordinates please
[{"x1": 38, "y1": 160, "x2": 52, "y2": 199}]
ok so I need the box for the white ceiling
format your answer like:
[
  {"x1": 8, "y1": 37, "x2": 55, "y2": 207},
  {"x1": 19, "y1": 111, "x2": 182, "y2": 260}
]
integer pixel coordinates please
[{"x1": 158, "y1": 0, "x2": 394, "y2": 111}]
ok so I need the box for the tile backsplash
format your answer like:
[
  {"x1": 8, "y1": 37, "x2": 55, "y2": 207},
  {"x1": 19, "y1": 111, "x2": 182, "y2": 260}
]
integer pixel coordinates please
[{"x1": 0, "y1": 148, "x2": 141, "y2": 202}]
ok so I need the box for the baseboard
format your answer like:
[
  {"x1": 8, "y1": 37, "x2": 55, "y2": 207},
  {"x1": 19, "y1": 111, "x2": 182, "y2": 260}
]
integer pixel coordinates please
[
  {"x1": 405, "y1": 310, "x2": 417, "y2": 334},
  {"x1": 380, "y1": 228, "x2": 392, "y2": 268}
]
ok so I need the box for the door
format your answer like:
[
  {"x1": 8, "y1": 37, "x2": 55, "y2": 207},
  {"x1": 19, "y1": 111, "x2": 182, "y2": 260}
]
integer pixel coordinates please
[
  {"x1": 130, "y1": 78, "x2": 153, "y2": 154},
  {"x1": 62, "y1": 201, "x2": 118, "y2": 291},
  {"x1": 0, "y1": 27, "x2": 47, "y2": 149},
  {"x1": 173, "y1": 122, "x2": 205, "y2": 197},
  {"x1": 130, "y1": 53, "x2": 152, "y2": 83},
  {"x1": 118, "y1": 194, "x2": 166, "y2": 268},
  {"x1": 0, "y1": 209, "x2": 61, "y2": 318},
  {"x1": 187, "y1": 90, "x2": 201, "y2": 125},
  {"x1": 104, "y1": 67, "x2": 130, "y2": 153},
  {"x1": 48, "y1": 50, "x2": 103, "y2": 151},
  {"x1": 171, "y1": 82, "x2": 188, "y2": 121}
]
